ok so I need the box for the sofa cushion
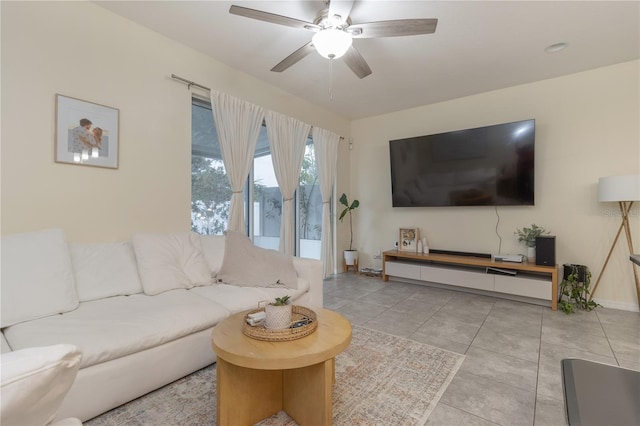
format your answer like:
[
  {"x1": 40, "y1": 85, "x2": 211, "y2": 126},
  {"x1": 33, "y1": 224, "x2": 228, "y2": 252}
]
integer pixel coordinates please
[
  {"x1": 216, "y1": 231, "x2": 298, "y2": 289},
  {"x1": 132, "y1": 232, "x2": 212, "y2": 295},
  {"x1": 190, "y1": 278, "x2": 310, "y2": 314},
  {"x1": 71, "y1": 242, "x2": 143, "y2": 302},
  {"x1": 0, "y1": 344, "x2": 82, "y2": 426},
  {"x1": 189, "y1": 284, "x2": 271, "y2": 314},
  {"x1": 199, "y1": 234, "x2": 225, "y2": 277},
  {"x1": 1, "y1": 229, "x2": 79, "y2": 328},
  {"x1": 3, "y1": 291, "x2": 228, "y2": 369}
]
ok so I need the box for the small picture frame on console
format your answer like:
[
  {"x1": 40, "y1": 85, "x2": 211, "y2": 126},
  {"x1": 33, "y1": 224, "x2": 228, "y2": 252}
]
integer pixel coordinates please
[{"x1": 399, "y1": 227, "x2": 419, "y2": 252}]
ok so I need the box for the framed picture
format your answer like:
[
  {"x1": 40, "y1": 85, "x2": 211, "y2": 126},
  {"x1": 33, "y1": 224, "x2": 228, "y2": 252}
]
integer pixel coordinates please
[
  {"x1": 55, "y1": 94, "x2": 119, "y2": 168},
  {"x1": 399, "y1": 227, "x2": 419, "y2": 252}
]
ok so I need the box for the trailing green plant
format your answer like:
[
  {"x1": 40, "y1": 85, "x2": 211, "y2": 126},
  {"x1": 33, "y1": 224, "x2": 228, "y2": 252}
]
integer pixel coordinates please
[
  {"x1": 272, "y1": 295, "x2": 291, "y2": 306},
  {"x1": 558, "y1": 264, "x2": 599, "y2": 314},
  {"x1": 339, "y1": 193, "x2": 360, "y2": 251},
  {"x1": 515, "y1": 224, "x2": 549, "y2": 247}
]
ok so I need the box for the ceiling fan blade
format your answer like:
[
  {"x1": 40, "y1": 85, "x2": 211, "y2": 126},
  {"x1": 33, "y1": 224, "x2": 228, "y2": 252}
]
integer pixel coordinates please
[
  {"x1": 349, "y1": 19, "x2": 438, "y2": 38},
  {"x1": 271, "y1": 42, "x2": 316, "y2": 72},
  {"x1": 328, "y1": 0, "x2": 355, "y2": 25},
  {"x1": 343, "y1": 46, "x2": 372, "y2": 79},
  {"x1": 229, "y1": 5, "x2": 320, "y2": 31}
]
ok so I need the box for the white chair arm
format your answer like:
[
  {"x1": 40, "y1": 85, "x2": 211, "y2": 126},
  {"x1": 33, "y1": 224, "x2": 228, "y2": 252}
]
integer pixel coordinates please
[{"x1": 292, "y1": 256, "x2": 323, "y2": 308}]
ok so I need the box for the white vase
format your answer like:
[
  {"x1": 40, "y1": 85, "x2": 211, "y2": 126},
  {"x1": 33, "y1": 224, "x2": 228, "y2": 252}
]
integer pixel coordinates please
[
  {"x1": 527, "y1": 246, "x2": 536, "y2": 262},
  {"x1": 344, "y1": 250, "x2": 359, "y2": 266},
  {"x1": 265, "y1": 304, "x2": 292, "y2": 329}
]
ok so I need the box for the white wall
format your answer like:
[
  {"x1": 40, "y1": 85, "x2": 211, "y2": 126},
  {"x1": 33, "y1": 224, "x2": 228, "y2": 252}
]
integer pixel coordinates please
[
  {"x1": 0, "y1": 1, "x2": 350, "y2": 242},
  {"x1": 350, "y1": 61, "x2": 640, "y2": 310},
  {"x1": 2, "y1": 3, "x2": 638, "y2": 305}
]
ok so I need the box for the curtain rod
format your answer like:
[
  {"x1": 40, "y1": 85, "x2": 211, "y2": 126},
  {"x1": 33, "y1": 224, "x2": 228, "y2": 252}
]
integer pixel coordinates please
[
  {"x1": 171, "y1": 74, "x2": 210, "y2": 92},
  {"x1": 170, "y1": 73, "x2": 345, "y2": 141}
]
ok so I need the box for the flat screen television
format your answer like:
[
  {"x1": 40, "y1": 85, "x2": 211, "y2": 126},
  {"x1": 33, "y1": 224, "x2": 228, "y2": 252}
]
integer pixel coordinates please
[{"x1": 390, "y1": 119, "x2": 535, "y2": 207}]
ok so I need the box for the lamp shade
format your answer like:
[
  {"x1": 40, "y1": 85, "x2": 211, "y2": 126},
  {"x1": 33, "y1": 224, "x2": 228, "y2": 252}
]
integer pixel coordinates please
[
  {"x1": 312, "y1": 29, "x2": 352, "y2": 59},
  {"x1": 598, "y1": 174, "x2": 640, "y2": 202}
]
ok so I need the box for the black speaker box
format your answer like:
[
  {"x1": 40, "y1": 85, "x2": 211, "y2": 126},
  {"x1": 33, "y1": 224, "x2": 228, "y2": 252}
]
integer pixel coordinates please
[{"x1": 536, "y1": 235, "x2": 556, "y2": 266}]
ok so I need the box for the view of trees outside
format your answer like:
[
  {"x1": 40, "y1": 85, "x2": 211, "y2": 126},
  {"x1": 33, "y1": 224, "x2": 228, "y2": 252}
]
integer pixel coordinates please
[
  {"x1": 298, "y1": 146, "x2": 322, "y2": 241},
  {"x1": 190, "y1": 98, "x2": 323, "y2": 258},
  {"x1": 191, "y1": 155, "x2": 232, "y2": 235},
  {"x1": 191, "y1": 99, "x2": 231, "y2": 235}
]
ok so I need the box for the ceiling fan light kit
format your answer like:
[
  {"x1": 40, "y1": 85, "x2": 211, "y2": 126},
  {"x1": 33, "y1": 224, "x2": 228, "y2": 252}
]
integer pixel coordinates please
[
  {"x1": 229, "y1": 0, "x2": 438, "y2": 79},
  {"x1": 312, "y1": 29, "x2": 352, "y2": 59}
]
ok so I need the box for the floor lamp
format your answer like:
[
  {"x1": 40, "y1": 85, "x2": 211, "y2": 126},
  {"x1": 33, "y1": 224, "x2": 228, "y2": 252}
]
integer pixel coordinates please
[{"x1": 591, "y1": 174, "x2": 640, "y2": 306}]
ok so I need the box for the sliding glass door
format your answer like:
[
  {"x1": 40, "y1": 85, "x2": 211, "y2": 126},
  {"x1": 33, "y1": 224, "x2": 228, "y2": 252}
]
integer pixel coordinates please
[{"x1": 190, "y1": 96, "x2": 324, "y2": 259}]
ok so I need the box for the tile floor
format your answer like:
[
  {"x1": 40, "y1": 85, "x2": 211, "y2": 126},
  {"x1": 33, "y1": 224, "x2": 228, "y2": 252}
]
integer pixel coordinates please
[{"x1": 324, "y1": 273, "x2": 640, "y2": 426}]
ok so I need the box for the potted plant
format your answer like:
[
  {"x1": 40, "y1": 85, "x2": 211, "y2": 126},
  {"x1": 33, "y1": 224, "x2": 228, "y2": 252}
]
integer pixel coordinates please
[
  {"x1": 265, "y1": 295, "x2": 292, "y2": 330},
  {"x1": 515, "y1": 224, "x2": 548, "y2": 261},
  {"x1": 558, "y1": 264, "x2": 598, "y2": 314},
  {"x1": 339, "y1": 193, "x2": 359, "y2": 267}
]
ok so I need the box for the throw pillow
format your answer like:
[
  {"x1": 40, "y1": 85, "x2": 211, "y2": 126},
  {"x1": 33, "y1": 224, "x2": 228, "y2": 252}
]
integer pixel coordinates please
[
  {"x1": 70, "y1": 242, "x2": 143, "y2": 302},
  {"x1": 132, "y1": 232, "x2": 212, "y2": 295},
  {"x1": 0, "y1": 344, "x2": 82, "y2": 426},
  {"x1": 216, "y1": 230, "x2": 298, "y2": 289}
]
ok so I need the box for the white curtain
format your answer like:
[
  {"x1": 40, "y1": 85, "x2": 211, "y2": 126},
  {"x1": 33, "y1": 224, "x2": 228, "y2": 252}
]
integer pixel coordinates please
[
  {"x1": 266, "y1": 111, "x2": 312, "y2": 255},
  {"x1": 312, "y1": 127, "x2": 340, "y2": 278},
  {"x1": 210, "y1": 91, "x2": 265, "y2": 232}
]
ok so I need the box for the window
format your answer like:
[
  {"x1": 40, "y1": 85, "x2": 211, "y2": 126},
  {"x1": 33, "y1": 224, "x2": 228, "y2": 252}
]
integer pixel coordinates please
[
  {"x1": 297, "y1": 144, "x2": 323, "y2": 259},
  {"x1": 251, "y1": 129, "x2": 280, "y2": 250},
  {"x1": 190, "y1": 97, "x2": 323, "y2": 259},
  {"x1": 191, "y1": 97, "x2": 234, "y2": 235}
]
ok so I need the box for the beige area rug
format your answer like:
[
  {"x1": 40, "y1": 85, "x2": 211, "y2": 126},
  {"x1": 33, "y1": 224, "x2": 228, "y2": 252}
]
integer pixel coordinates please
[{"x1": 85, "y1": 325, "x2": 464, "y2": 426}]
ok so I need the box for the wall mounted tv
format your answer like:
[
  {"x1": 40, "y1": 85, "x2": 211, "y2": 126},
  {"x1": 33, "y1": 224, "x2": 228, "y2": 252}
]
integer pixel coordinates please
[{"x1": 390, "y1": 119, "x2": 535, "y2": 207}]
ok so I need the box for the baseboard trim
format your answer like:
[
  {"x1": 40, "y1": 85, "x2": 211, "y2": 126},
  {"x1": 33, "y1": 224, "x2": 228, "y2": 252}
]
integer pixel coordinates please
[{"x1": 593, "y1": 298, "x2": 640, "y2": 312}]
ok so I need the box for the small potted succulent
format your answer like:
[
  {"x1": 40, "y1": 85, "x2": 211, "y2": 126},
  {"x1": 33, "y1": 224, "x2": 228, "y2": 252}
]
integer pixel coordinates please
[
  {"x1": 515, "y1": 224, "x2": 548, "y2": 261},
  {"x1": 265, "y1": 295, "x2": 292, "y2": 330}
]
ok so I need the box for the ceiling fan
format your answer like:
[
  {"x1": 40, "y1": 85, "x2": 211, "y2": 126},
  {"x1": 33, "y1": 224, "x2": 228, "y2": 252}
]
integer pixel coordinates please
[{"x1": 229, "y1": 0, "x2": 438, "y2": 79}]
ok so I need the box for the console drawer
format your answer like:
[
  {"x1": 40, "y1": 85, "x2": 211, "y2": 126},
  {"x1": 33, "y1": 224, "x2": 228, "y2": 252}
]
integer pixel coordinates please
[
  {"x1": 385, "y1": 261, "x2": 421, "y2": 280},
  {"x1": 420, "y1": 265, "x2": 494, "y2": 291},
  {"x1": 494, "y1": 275, "x2": 551, "y2": 300}
]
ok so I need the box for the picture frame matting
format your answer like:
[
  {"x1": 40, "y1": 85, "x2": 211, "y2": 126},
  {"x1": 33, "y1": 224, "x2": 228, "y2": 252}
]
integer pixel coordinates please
[{"x1": 55, "y1": 94, "x2": 119, "y2": 169}]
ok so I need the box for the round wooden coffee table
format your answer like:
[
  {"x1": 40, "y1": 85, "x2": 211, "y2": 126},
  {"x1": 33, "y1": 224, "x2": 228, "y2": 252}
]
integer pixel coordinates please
[{"x1": 211, "y1": 308, "x2": 352, "y2": 426}]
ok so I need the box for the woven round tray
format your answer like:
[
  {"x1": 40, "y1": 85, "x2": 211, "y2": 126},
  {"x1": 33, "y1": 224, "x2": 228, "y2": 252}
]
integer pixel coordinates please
[{"x1": 242, "y1": 305, "x2": 317, "y2": 342}]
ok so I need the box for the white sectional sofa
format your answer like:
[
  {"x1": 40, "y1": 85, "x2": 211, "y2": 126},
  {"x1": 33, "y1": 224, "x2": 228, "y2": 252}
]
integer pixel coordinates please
[{"x1": 0, "y1": 228, "x2": 323, "y2": 423}]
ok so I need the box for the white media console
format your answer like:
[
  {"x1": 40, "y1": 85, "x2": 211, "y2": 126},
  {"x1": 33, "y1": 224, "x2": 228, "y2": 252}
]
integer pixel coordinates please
[{"x1": 382, "y1": 250, "x2": 559, "y2": 310}]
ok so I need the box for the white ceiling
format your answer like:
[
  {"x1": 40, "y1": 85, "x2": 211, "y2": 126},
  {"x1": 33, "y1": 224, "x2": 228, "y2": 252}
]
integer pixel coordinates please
[{"x1": 95, "y1": 1, "x2": 639, "y2": 120}]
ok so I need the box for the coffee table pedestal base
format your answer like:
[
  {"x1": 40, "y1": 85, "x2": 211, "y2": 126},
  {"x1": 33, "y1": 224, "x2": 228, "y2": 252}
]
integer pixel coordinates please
[{"x1": 216, "y1": 357, "x2": 334, "y2": 426}]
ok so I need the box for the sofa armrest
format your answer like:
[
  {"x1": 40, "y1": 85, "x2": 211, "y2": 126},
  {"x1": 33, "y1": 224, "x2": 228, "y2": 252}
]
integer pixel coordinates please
[
  {"x1": 1, "y1": 344, "x2": 82, "y2": 426},
  {"x1": 292, "y1": 257, "x2": 323, "y2": 309}
]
